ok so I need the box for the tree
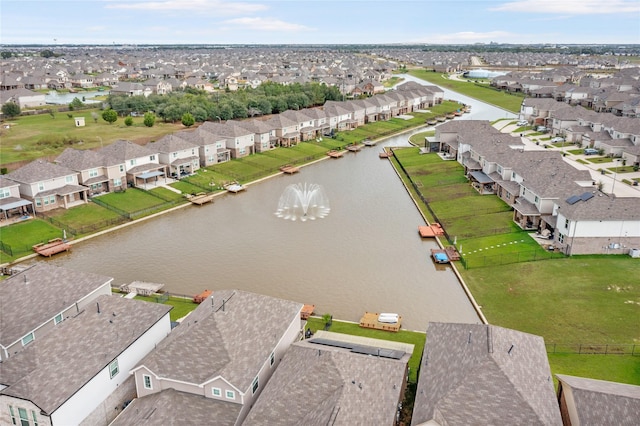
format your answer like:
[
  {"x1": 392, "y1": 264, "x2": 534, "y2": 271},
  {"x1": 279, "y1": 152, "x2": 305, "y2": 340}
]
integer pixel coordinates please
[
  {"x1": 40, "y1": 49, "x2": 55, "y2": 58},
  {"x1": 1, "y1": 102, "x2": 21, "y2": 118},
  {"x1": 181, "y1": 112, "x2": 195, "y2": 127},
  {"x1": 101, "y1": 109, "x2": 118, "y2": 124},
  {"x1": 1, "y1": 51, "x2": 12, "y2": 59},
  {"x1": 69, "y1": 97, "x2": 84, "y2": 110},
  {"x1": 124, "y1": 116, "x2": 133, "y2": 126},
  {"x1": 143, "y1": 112, "x2": 156, "y2": 127}
]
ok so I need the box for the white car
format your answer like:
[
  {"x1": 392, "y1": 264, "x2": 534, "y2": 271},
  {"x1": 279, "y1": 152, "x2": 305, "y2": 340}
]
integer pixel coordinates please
[
  {"x1": 550, "y1": 137, "x2": 565, "y2": 143},
  {"x1": 517, "y1": 120, "x2": 528, "y2": 126}
]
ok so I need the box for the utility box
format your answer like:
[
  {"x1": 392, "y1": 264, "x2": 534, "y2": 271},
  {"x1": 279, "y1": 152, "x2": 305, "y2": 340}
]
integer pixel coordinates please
[
  {"x1": 629, "y1": 248, "x2": 640, "y2": 258},
  {"x1": 74, "y1": 117, "x2": 85, "y2": 127}
]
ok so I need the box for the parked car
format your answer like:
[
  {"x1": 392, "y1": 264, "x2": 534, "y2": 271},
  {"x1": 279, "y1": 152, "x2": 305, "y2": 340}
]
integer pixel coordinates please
[
  {"x1": 584, "y1": 148, "x2": 599, "y2": 155},
  {"x1": 536, "y1": 126, "x2": 548, "y2": 132},
  {"x1": 517, "y1": 120, "x2": 528, "y2": 126},
  {"x1": 550, "y1": 137, "x2": 565, "y2": 143}
]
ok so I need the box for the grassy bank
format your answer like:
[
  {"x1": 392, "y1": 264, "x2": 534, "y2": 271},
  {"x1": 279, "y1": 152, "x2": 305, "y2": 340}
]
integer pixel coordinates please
[{"x1": 407, "y1": 69, "x2": 525, "y2": 113}]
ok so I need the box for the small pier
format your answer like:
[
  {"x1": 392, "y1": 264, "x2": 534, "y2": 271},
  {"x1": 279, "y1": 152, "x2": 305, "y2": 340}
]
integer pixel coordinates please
[
  {"x1": 119, "y1": 281, "x2": 164, "y2": 296},
  {"x1": 431, "y1": 249, "x2": 450, "y2": 264},
  {"x1": 418, "y1": 223, "x2": 444, "y2": 238},
  {"x1": 193, "y1": 289, "x2": 212, "y2": 303},
  {"x1": 327, "y1": 150, "x2": 346, "y2": 158},
  {"x1": 33, "y1": 238, "x2": 71, "y2": 257},
  {"x1": 379, "y1": 149, "x2": 394, "y2": 158},
  {"x1": 363, "y1": 139, "x2": 377, "y2": 146},
  {"x1": 444, "y1": 246, "x2": 461, "y2": 261},
  {"x1": 359, "y1": 312, "x2": 402, "y2": 332},
  {"x1": 300, "y1": 304, "x2": 315, "y2": 320},
  {"x1": 189, "y1": 192, "x2": 216, "y2": 205},
  {"x1": 280, "y1": 164, "x2": 300, "y2": 174},
  {"x1": 345, "y1": 144, "x2": 363, "y2": 152}
]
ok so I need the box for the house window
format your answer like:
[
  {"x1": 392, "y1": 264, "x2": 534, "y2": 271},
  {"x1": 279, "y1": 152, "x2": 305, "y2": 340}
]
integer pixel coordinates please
[
  {"x1": 239, "y1": 148, "x2": 246, "y2": 155},
  {"x1": 143, "y1": 374, "x2": 152, "y2": 389},
  {"x1": 172, "y1": 152, "x2": 177, "y2": 158},
  {"x1": 54, "y1": 313, "x2": 63, "y2": 324},
  {"x1": 558, "y1": 233, "x2": 565, "y2": 243},
  {"x1": 130, "y1": 159, "x2": 136, "y2": 166},
  {"x1": 35, "y1": 198, "x2": 42, "y2": 207},
  {"x1": 0, "y1": 188, "x2": 10, "y2": 199},
  {"x1": 109, "y1": 359, "x2": 119, "y2": 379},
  {"x1": 252, "y1": 376, "x2": 259, "y2": 394},
  {"x1": 565, "y1": 219, "x2": 569, "y2": 229},
  {"x1": 49, "y1": 196, "x2": 56, "y2": 205},
  {"x1": 119, "y1": 165, "x2": 125, "y2": 172},
  {"x1": 506, "y1": 193, "x2": 511, "y2": 200},
  {"x1": 212, "y1": 387, "x2": 221, "y2": 397},
  {"x1": 534, "y1": 196, "x2": 539, "y2": 203},
  {"x1": 89, "y1": 169, "x2": 98, "y2": 178},
  {"x1": 18, "y1": 408, "x2": 28, "y2": 426},
  {"x1": 38, "y1": 182, "x2": 45, "y2": 191},
  {"x1": 114, "y1": 178, "x2": 122, "y2": 187},
  {"x1": 150, "y1": 155, "x2": 156, "y2": 161},
  {"x1": 22, "y1": 332, "x2": 34, "y2": 346},
  {"x1": 8, "y1": 406, "x2": 16, "y2": 425},
  {"x1": 270, "y1": 352, "x2": 275, "y2": 366},
  {"x1": 31, "y1": 411, "x2": 38, "y2": 426},
  {"x1": 65, "y1": 175, "x2": 74, "y2": 183},
  {"x1": 191, "y1": 149, "x2": 195, "y2": 155},
  {"x1": 225, "y1": 390, "x2": 235, "y2": 400}
]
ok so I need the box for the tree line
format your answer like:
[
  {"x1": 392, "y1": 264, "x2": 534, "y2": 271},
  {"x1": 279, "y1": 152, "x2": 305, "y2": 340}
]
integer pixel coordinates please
[{"x1": 106, "y1": 81, "x2": 343, "y2": 123}]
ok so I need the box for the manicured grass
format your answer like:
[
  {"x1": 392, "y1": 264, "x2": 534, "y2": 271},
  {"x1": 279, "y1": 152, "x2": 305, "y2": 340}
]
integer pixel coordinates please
[
  {"x1": 149, "y1": 187, "x2": 188, "y2": 202},
  {"x1": 461, "y1": 256, "x2": 640, "y2": 344},
  {"x1": 408, "y1": 130, "x2": 435, "y2": 145},
  {"x1": 1, "y1": 108, "x2": 183, "y2": 166},
  {"x1": 119, "y1": 292, "x2": 199, "y2": 323},
  {"x1": 548, "y1": 354, "x2": 640, "y2": 386},
  {"x1": 0, "y1": 219, "x2": 62, "y2": 262},
  {"x1": 43, "y1": 202, "x2": 125, "y2": 236},
  {"x1": 97, "y1": 188, "x2": 168, "y2": 213},
  {"x1": 306, "y1": 317, "x2": 426, "y2": 383},
  {"x1": 585, "y1": 156, "x2": 611, "y2": 164},
  {"x1": 407, "y1": 70, "x2": 525, "y2": 113}
]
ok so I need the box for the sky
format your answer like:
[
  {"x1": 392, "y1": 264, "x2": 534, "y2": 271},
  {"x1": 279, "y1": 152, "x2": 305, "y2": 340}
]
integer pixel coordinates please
[{"x1": 1, "y1": 0, "x2": 639, "y2": 46}]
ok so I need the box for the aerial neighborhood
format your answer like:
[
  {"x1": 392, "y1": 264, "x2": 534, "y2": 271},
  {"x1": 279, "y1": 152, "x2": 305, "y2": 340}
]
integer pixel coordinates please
[{"x1": 1, "y1": 45, "x2": 640, "y2": 425}]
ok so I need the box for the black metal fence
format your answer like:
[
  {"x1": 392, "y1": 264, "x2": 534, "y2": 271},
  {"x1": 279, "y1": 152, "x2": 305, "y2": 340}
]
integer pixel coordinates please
[{"x1": 546, "y1": 343, "x2": 638, "y2": 356}]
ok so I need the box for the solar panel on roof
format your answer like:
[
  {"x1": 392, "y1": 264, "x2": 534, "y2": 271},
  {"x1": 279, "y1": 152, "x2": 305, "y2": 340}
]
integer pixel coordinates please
[
  {"x1": 566, "y1": 195, "x2": 580, "y2": 205},
  {"x1": 580, "y1": 192, "x2": 594, "y2": 201}
]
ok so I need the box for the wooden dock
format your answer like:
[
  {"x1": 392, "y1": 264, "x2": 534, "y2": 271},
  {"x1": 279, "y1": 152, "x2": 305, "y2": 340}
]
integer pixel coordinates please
[
  {"x1": 280, "y1": 165, "x2": 300, "y2": 174},
  {"x1": 225, "y1": 183, "x2": 246, "y2": 193},
  {"x1": 300, "y1": 304, "x2": 315, "y2": 320},
  {"x1": 445, "y1": 246, "x2": 461, "y2": 261},
  {"x1": 193, "y1": 289, "x2": 212, "y2": 303},
  {"x1": 33, "y1": 238, "x2": 71, "y2": 257},
  {"x1": 359, "y1": 312, "x2": 402, "y2": 332},
  {"x1": 327, "y1": 150, "x2": 346, "y2": 158},
  {"x1": 431, "y1": 249, "x2": 450, "y2": 264},
  {"x1": 379, "y1": 149, "x2": 394, "y2": 158},
  {"x1": 418, "y1": 223, "x2": 444, "y2": 238},
  {"x1": 189, "y1": 192, "x2": 216, "y2": 205},
  {"x1": 345, "y1": 144, "x2": 363, "y2": 152},
  {"x1": 363, "y1": 139, "x2": 377, "y2": 146}
]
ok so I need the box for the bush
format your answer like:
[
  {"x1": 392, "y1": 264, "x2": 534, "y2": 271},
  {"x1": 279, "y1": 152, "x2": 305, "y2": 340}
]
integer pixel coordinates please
[
  {"x1": 124, "y1": 116, "x2": 133, "y2": 126},
  {"x1": 1, "y1": 102, "x2": 21, "y2": 118}
]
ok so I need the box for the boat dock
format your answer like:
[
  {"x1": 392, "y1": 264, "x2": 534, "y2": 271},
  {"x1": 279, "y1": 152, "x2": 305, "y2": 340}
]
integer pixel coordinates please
[
  {"x1": 225, "y1": 183, "x2": 246, "y2": 193},
  {"x1": 345, "y1": 144, "x2": 363, "y2": 152},
  {"x1": 431, "y1": 249, "x2": 450, "y2": 264},
  {"x1": 280, "y1": 165, "x2": 300, "y2": 174},
  {"x1": 359, "y1": 312, "x2": 402, "y2": 332},
  {"x1": 189, "y1": 192, "x2": 216, "y2": 205},
  {"x1": 300, "y1": 304, "x2": 315, "y2": 320},
  {"x1": 363, "y1": 139, "x2": 377, "y2": 146},
  {"x1": 327, "y1": 150, "x2": 346, "y2": 158},
  {"x1": 379, "y1": 149, "x2": 394, "y2": 158},
  {"x1": 119, "y1": 281, "x2": 164, "y2": 296},
  {"x1": 33, "y1": 238, "x2": 71, "y2": 257},
  {"x1": 418, "y1": 223, "x2": 444, "y2": 238}
]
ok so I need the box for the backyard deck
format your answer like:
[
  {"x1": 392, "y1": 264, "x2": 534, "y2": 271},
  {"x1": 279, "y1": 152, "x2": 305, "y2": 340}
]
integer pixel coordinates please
[
  {"x1": 300, "y1": 304, "x2": 315, "y2": 320},
  {"x1": 280, "y1": 165, "x2": 300, "y2": 174},
  {"x1": 418, "y1": 223, "x2": 445, "y2": 238},
  {"x1": 189, "y1": 192, "x2": 216, "y2": 205},
  {"x1": 359, "y1": 312, "x2": 402, "y2": 332},
  {"x1": 33, "y1": 238, "x2": 71, "y2": 257}
]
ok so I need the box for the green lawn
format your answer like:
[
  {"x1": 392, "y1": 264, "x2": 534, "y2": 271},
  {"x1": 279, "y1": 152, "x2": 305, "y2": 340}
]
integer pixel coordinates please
[
  {"x1": 97, "y1": 188, "x2": 169, "y2": 213},
  {"x1": 407, "y1": 70, "x2": 525, "y2": 113},
  {"x1": 43, "y1": 202, "x2": 125, "y2": 236},
  {"x1": 1, "y1": 108, "x2": 183, "y2": 166},
  {"x1": 116, "y1": 291, "x2": 199, "y2": 323},
  {"x1": 548, "y1": 354, "x2": 640, "y2": 386},
  {"x1": 0, "y1": 219, "x2": 62, "y2": 262}
]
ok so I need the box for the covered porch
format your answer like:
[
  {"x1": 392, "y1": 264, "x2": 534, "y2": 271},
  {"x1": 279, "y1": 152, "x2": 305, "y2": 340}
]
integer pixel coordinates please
[
  {"x1": 130, "y1": 165, "x2": 169, "y2": 188},
  {"x1": 169, "y1": 156, "x2": 199, "y2": 179},
  {"x1": 0, "y1": 198, "x2": 35, "y2": 227},
  {"x1": 513, "y1": 199, "x2": 541, "y2": 231},
  {"x1": 468, "y1": 170, "x2": 495, "y2": 195}
]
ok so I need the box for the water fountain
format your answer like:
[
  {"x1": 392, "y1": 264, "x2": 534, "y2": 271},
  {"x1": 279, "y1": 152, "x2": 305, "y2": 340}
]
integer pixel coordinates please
[{"x1": 275, "y1": 183, "x2": 330, "y2": 222}]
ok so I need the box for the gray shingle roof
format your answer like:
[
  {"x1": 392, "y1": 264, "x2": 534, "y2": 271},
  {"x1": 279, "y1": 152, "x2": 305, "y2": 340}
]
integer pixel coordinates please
[
  {"x1": 110, "y1": 388, "x2": 241, "y2": 426},
  {"x1": 412, "y1": 322, "x2": 562, "y2": 426},
  {"x1": 244, "y1": 334, "x2": 410, "y2": 425},
  {"x1": 0, "y1": 263, "x2": 113, "y2": 348},
  {"x1": 98, "y1": 139, "x2": 157, "y2": 162},
  {"x1": 0, "y1": 294, "x2": 171, "y2": 415},
  {"x1": 136, "y1": 289, "x2": 302, "y2": 391},
  {"x1": 556, "y1": 374, "x2": 640, "y2": 426},
  {"x1": 5, "y1": 159, "x2": 76, "y2": 184},
  {"x1": 56, "y1": 147, "x2": 122, "y2": 170}
]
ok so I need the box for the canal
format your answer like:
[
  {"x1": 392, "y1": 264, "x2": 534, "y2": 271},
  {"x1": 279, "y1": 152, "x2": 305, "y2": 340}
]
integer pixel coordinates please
[{"x1": 46, "y1": 78, "x2": 515, "y2": 331}]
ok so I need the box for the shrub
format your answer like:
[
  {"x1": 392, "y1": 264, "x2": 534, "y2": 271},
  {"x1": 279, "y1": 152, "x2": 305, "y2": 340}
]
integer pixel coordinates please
[{"x1": 124, "y1": 116, "x2": 133, "y2": 126}]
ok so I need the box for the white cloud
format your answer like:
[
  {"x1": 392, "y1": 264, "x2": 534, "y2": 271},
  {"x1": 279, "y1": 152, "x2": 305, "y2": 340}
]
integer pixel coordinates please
[
  {"x1": 106, "y1": 0, "x2": 268, "y2": 15},
  {"x1": 491, "y1": 0, "x2": 640, "y2": 14},
  {"x1": 221, "y1": 17, "x2": 312, "y2": 32}
]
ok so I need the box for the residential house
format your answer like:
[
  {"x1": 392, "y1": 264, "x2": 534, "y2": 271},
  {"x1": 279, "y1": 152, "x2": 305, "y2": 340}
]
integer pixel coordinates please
[
  {"x1": 323, "y1": 100, "x2": 354, "y2": 132},
  {"x1": 199, "y1": 121, "x2": 255, "y2": 158},
  {"x1": 112, "y1": 289, "x2": 303, "y2": 426},
  {"x1": 0, "y1": 291, "x2": 171, "y2": 426},
  {"x1": 70, "y1": 73, "x2": 95, "y2": 88},
  {"x1": 235, "y1": 119, "x2": 277, "y2": 153},
  {"x1": 148, "y1": 134, "x2": 201, "y2": 179},
  {"x1": 55, "y1": 148, "x2": 127, "y2": 196},
  {"x1": 411, "y1": 322, "x2": 562, "y2": 426},
  {"x1": 280, "y1": 109, "x2": 317, "y2": 141},
  {"x1": 186, "y1": 126, "x2": 231, "y2": 165},
  {"x1": 4, "y1": 159, "x2": 88, "y2": 212},
  {"x1": 0, "y1": 176, "x2": 35, "y2": 221},
  {"x1": 556, "y1": 374, "x2": 640, "y2": 426},
  {"x1": 264, "y1": 114, "x2": 300, "y2": 147},
  {"x1": 110, "y1": 82, "x2": 145, "y2": 97},
  {"x1": 244, "y1": 331, "x2": 412, "y2": 425},
  {"x1": 98, "y1": 140, "x2": 167, "y2": 188},
  {"x1": 0, "y1": 263, "x2": 113, "y2": 361},
  {"x1": 0, "y1": 88, "x2": 46, "y2": 109}
]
